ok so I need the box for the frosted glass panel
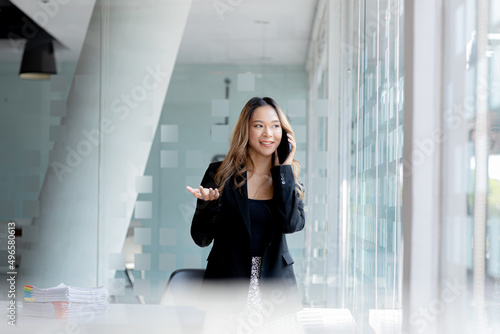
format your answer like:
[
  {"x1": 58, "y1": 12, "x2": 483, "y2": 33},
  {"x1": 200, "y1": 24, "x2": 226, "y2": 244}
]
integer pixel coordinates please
[
  {"x1": 134, "y1": 201, "x2": 152, "y2": 219},
  {"x1": 161, "y1": 124, "x2": 179, "y2": 143},
  {"x1": 160, "y1": 150, "x2": 178, "y2": 168},
  {"x1": 133, "y1": 279, "x2": 150, "y2": 296},
  {"x1": 211, "y1": 99, "x2": 229, "y2": 117},
  {"x1": 294, "y1": 125, "x2": 307, "y2": 143},
  {"x1": 109, "y1": 253, "x2": 126, "y2": 270},
  {"x1": 288, "y1": 99, "x2": 307, "y2": 117},
  {"x1": 211, "y1": 125, "x2": 229, "y2": 142},
  {"x1": 134, "y1": 254, "x2": 151, "y2": 271},
  {"x1": 134, "y1": 227, "x2": 152, "y2": 245},
  {"x1": 237, "y1": 73, "x2": 255, "y2": 91}
]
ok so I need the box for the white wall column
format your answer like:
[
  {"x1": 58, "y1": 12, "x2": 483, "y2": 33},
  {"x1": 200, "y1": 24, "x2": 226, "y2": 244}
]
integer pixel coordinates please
[{"x1": 402, "y1": 0, "x2": 444, "y2": 333}]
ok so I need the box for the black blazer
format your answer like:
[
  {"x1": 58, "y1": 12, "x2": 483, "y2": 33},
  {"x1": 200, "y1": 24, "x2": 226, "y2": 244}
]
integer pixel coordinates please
[{"x1": 191, "y1": 161, "x2": 305, "y2": 314}]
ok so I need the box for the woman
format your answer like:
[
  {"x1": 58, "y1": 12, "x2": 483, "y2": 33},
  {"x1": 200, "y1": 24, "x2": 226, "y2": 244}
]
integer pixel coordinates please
[{"x1": 187, "y1": 97, "x2": 305, "y2": 329}]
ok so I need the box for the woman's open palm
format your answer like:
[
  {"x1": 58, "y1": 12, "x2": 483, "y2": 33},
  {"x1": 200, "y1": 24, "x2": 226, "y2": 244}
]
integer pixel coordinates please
[{"x1": 186, "y1": 186, "x2": 219, "y2": 201}]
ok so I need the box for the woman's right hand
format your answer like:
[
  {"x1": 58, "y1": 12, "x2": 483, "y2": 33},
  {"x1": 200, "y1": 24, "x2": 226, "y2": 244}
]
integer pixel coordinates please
[{"x1": 186, "y1": 186, "x2": 219, "y2": 201}]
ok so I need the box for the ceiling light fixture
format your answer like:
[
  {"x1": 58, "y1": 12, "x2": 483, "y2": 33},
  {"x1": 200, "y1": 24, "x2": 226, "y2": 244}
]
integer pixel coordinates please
[{"x1": 19, "y1": 39, "x2": 57, "y2": 80}]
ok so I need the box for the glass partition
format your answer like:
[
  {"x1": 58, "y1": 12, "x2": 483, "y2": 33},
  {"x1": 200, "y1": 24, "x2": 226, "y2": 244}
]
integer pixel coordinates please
[
  {"x1": 0, "y1": 0, "x2": 311, "y2": 307},
  {"x1": 344, "y1": 1, "x2": 404, "y2": 331},
  {"x1": 305, "y1": 0, "x2": 404, "y2": 332},
  {"x1": 0, "y1": 0, "x2": 99, "y2": 291}
]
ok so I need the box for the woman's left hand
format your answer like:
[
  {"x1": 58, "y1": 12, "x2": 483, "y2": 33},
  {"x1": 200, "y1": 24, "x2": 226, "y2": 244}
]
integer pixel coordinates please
[{"x1": 275, "y1": 132, "x2": 296, "y2": 166}]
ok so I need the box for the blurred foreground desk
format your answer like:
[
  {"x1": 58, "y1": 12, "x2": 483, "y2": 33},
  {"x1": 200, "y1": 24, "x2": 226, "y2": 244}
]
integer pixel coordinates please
[
  {"x1": 1, "y1": 302, "x2": 204, "y2": 334},
  {"x1": 1, "y1": 302, "x2": 357, "y2": 334}
]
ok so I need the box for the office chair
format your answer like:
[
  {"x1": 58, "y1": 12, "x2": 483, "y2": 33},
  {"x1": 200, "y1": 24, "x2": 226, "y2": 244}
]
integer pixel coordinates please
[{"x1": 160, "y1": 268, "x2": 205, "y2": 305}]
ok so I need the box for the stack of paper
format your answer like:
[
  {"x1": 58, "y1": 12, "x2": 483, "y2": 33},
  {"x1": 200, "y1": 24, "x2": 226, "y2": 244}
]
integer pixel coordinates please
[{"x1": 22, "y1": 283, "x2": 108, "y2": 319}]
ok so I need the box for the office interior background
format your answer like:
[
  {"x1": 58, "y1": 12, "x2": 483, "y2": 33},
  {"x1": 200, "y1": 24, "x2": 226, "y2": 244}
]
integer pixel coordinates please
[{"x1": 0, "y1": 0, "x2": 499, "y2": 333}]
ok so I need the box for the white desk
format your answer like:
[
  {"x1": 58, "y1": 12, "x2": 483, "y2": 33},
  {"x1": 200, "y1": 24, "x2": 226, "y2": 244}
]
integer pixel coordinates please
[
  {"x1": 0, "y1": 302, "x2": 357, "y2": 334},
  {"x1": 2, "y1": 302, "x2": 203, "y2": 334}
]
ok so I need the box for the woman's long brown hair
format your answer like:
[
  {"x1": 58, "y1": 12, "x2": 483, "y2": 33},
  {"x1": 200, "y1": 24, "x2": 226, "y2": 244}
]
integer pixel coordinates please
[{"x1": 214, "y1": 97, "x2": 304, "y2": 201}]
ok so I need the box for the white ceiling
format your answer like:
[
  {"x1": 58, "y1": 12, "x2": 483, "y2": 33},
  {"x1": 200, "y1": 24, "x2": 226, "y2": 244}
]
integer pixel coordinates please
[
  {"x1": 176, "y1": 0, "x2": 317, "y2": 64},
  {"x1": 0, "y1": 0, "x2": 317, "y2": 65}
]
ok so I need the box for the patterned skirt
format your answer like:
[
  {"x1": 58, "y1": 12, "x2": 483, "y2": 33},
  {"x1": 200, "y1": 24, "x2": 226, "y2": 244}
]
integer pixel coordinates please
[
  {"x1": 203, "y1": 256, "x2": 301, "y2": 334},
  {"x1": 244, "y1": 256, "x2": 264, "y2": 313},
  {"x1": 237, "y1": 256, "x2": 302, "y2": 334}
]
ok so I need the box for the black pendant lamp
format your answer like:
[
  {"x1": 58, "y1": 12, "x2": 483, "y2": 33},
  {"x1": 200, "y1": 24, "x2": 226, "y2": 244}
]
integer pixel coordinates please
[{"x1": 19, "y1": 39, "x2": 57, "y2": 80}]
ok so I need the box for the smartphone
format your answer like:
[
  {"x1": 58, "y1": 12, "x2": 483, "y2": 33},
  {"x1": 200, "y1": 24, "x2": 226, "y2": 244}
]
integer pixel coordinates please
[{"x1": 277, "y1": 130, "x2": 292, "y2": 164}]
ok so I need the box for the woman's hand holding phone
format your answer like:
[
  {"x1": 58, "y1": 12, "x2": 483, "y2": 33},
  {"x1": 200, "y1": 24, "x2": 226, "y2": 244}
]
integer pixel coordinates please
[{"x1": 186, "y1": 186, "x2": 219, "y2": 201}]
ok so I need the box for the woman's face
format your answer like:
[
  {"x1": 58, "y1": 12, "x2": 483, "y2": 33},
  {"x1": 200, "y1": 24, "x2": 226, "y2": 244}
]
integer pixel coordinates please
[
  {"x1": 247, "y1": 105, "x2": 282, "y2": 159},
  {"x1": 489, "y1": 111, "x2": 500, "y2": 154},
  {"x1": 470, "y1": 111, "x2": 500, "y2": 154}
]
